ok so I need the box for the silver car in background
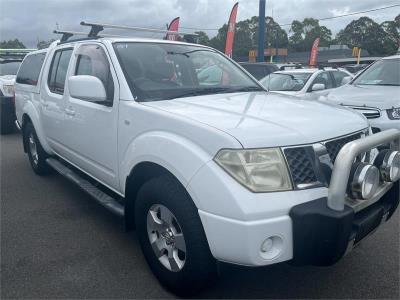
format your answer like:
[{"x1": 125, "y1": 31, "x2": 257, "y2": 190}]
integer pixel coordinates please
[{"x1": 326, "y1": 55, "x2": 400, "y2": 133}]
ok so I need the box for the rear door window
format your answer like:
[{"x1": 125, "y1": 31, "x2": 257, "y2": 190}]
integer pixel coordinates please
[
  {"x1": 331, "y1": 71, "x2": 349, "y2": 87},
  {"x1": 48, "y1": 48, "x2": 73, "y2": 94},
  {"x1": 310, "y1": 72, "x2": 334, "y2": 91},
  {"x1": 16, "y1": 53, "x2": 46, "y2": 85}
]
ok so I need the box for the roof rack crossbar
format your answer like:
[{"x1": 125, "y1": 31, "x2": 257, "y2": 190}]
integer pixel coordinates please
[{"x1": 80, "y1": 21, "x2": 198, "y2": 37}]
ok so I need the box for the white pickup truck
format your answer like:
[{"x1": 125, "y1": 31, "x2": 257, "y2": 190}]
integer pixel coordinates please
[{"x1": 14, "y1": 35, "x2": 400, "y2": 296}]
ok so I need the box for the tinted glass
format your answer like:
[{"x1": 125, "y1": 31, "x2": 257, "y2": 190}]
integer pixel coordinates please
[
  {"x1": 311, "y1": 72, "x2": 334, "y2": 90},
  {"x1": 260, "y1": 72, "x2": 312, "y2": 91},
  {"x1": 352, "y1": 59, "x2": 400, "y2": 86},
  {"x1": 75, "y1": 44, "x2": 114, "y2": 101},
  {"x1": 0, "y1": 61, "x2": 21, "y2": 76},
  {"x1": 331, "y1": 71, "x2": 348, "y2": 87},
  {"x1": 48, "y1": 49, "x2": 72, "y2": 94},
  {"x1": 16, "y1": 53, "x2": 46, "y2": 85},
  {"x1": 113, "y1": 42, "x2": 261, "y2": 102},
  {"x1": 241, "y1": 65, "x2": 265, "y2": 80}
]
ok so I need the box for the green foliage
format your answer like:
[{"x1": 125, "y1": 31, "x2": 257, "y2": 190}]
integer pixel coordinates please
[
  {"x1": 209, "y1": 16, "x2": 288, "y2": 57},
  {"x1": 289, "y1": 18, "x2": 332, "y2": 51},
  {"x1": 0, "y1": 39, "x2": 26, "y2": 49},
  {"x1": 336, "y1": 16, "x2": 397, "y2": 56}
]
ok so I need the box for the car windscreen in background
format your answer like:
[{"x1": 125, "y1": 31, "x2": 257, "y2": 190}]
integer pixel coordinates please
[{"x1": 0, "y1": 61, "x2": 21, "y2": 76}]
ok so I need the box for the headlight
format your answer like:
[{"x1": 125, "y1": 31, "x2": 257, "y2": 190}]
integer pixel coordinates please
[
  {"x1": 387, "y1": 108, "x2": 400, "y2": 120},
  {"x1": 214, "y1": 148, "x2": 292, "y2": 192},
  {"x1": 2, "y1": 85, "x2": 15, "y2": 97}
]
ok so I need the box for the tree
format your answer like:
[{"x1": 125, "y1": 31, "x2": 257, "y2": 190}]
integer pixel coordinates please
[
  {"x1": 37, "y1": 39, "x2": 56, "y2": 49},
  {"x1": 194, "y1": 31, "x2": 210, "y2": 46},
  {"x1": 288, "y1": 18, "x2": 331, "y2": 52},
  {"x1": 0, "y1": 39, "x2": 26, "y2": 49},
  {"x1": 336, "y1": 17, "x2": 387, "y2": 56},
  {"x1": 380, "y1": 20, "x2": 399, "y2": 55},
  {"x1": 209, "y1": 16, "x2": 288, "y2": 57}
]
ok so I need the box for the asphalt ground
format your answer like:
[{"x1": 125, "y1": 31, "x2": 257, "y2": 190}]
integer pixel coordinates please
[{"x1": 1, "y1": 132, "x2": 399, "y2": 299}]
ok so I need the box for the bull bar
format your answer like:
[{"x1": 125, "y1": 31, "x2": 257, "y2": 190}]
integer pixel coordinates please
[{"x1": 328, "y1": 128, "x2": 400, "y2": 211}]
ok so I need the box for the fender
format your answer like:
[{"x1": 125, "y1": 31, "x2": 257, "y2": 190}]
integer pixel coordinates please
[
  {"x1": 21, "y1": 99, "x2": 53, "y2": 154},
  {"x1": 120, "y1": 130, "x2": 218, "y2": 210}
]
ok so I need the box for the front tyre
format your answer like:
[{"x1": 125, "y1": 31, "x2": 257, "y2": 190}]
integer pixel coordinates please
[
  {"x1": 23, "y1": 122, "x2": 51, "y2": 175},
  {"x1": 135, "y1": 175, "x2": 217, "y2": 296}
]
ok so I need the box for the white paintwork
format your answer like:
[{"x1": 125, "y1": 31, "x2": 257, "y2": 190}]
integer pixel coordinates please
[
  {"x1": 68, "y1": 75, "x2": 107, "y2": 102},
  {"x1": 15, "y1": 37, "x2": 378, "y2": 267},
  {"x1": 0, "y1": 75, "x2": 16, "y2": 96},
  {"x1": 260, "y1": 68, "x2": 354, "y2": 100},
  {"x1": 325, "y1": 55, "x2": 400, "y2": 131}
]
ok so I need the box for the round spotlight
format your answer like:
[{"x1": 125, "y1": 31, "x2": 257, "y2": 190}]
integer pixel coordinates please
[
  {"x1": 349, "y1": 163, "x2": 380, "y2": 200},
  {"x1": 380, "y1": 150, "x2": 400, "y2": 182}
]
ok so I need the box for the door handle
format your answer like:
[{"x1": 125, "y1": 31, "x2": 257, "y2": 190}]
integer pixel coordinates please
[
  {"x1": 65, "y1": 107, "x2": 75, "y2": 116},
  {"x1": 41, "y1": 102, "x2": 48, "y2": 108}
]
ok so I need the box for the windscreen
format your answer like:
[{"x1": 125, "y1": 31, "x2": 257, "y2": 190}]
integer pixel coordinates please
[
  {"x1": 113, "y1": 42, "x2": 262, "y2": 101},
  {"x1": 260, "y1": 72, "x2": 312, "y2": 91},
  {"x1": 0, "y1": 61, "x2": 21, "y2": 76},
  {"x1": 352, "y1": 58, "x2": 400, "y2": 86}
]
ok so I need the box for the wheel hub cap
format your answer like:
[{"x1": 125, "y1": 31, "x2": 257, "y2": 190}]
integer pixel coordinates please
[
  {"x1": 146, "y1": 204, "x2": 186, "y2": 272},
  {"x1": 28, "y1": 133, "x2": 38, "y2": 165}
]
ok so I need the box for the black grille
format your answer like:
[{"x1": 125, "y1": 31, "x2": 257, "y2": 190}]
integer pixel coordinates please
[
  {"x1": 325, "y1": 133, "x2": 361, "y2": 163},
  {"x1": 284, "y1": 147, "x2": 318, "y2": 186}
]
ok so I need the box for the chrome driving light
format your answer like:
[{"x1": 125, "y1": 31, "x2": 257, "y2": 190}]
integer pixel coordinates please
[
  {"x1": 214, "y1": 148, "x2": 292, "y2": 192},
  {"x1": 349, "y1": 163, "x2": 380, "y2": 200},
  {"x1": 374, "y1": 150, "x2": 400, "y2": 182}
]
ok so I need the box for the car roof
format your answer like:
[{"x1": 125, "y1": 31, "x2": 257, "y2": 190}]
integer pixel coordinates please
[
  {"x1": 276, "y1": 68, "x2": 318, "y2": 74},
  {"x1": 382, "y1": 55, "x2": 400, "y2": 60}
]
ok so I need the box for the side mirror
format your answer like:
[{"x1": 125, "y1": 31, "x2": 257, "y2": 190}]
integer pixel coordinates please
[
  {"x1": 341, "y1": 76, "x2": 352, "y2": 85},
  {"x1": 311, "y1": 83, "x2": 325, "y2": 91},
  {"x1": 68, "y1": 75, "x2": 106, "y2": 102}
]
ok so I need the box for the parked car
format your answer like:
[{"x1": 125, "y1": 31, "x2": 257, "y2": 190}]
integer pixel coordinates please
[
  {"x1": 0, "y1": 51, "x2": 24, "y2": 134},
  {"x1": 15, "y1": 32, "x2": 400, "y2": 296},
  {"x1": 239, "y1": 62, "x2": 278, "y2": 80},
  {"x1": 259, "y1": 67, "x2": 353, "y2": 99},
  {"x1": 0, "y1": 49, "x2": 36, "y2": 134},
  {"x1": 326, "y1": 55, "x2": 400, "y2": 133}
]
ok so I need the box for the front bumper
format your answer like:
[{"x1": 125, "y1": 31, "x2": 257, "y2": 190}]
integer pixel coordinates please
[
  {"x1": 290, "y1": 182, "x2": 399, "y2": 266},
  {"x1": 198, "y1": 182, "x2": 399, "y2": 267},
  {"x1": 191, "y1": 130, "x2": 400, "y2": 267}
]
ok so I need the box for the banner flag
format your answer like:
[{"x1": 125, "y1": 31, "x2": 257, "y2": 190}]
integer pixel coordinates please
[
  {"x1": 309, "y1": 37, "x2": 320, "y2": 66},
  {"x1": 224, "y1": 2, "x2": 239, "y2": 58},
  {"x1": 166, "y1": 17, "x2": 180, "y2": 41}
]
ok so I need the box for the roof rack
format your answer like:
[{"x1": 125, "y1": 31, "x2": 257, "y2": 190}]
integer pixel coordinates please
[
  {"x1": 53, "y1": 30, "x2": 124, "y2": 42},
  {"x1": 54, "y1": 21, "x2": 198, "y2": 43}
]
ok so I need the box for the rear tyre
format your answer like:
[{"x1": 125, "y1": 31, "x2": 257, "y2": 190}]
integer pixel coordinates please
[
  {"x1": 135, "y1": 175, "x2": 217, "y2": 296},
  {"x1": 23, "y1": 122, "x2": 51, "y2": 175}
]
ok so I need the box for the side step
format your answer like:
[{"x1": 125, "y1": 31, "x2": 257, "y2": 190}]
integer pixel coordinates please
[{"x1": 46, "y1": 158, "x2": 124, "y2": 217}]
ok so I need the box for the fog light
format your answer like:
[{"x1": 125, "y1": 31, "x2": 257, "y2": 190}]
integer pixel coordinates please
[
  {"x1": 374, "y1": 150, "x2": 400, "y2": 182},
  {"x1": 259, "y1": 236, "x2": 283, "y2": 260},
  {"x1": 349, "y1": 163, "x2": 380, "y2": 200}
]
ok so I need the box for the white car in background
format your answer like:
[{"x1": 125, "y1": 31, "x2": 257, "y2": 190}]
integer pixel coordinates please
[
  {"x1": 260, "y1": 68, "x2": 353, "y2": 100},
  {"x1": 326, "y1": 55, "x2": 400, "y2": 133}
]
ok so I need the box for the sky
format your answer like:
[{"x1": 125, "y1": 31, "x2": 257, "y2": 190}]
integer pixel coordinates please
[{"x1": 1, "y1": 0, "x2": 399, "y2": 48}]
